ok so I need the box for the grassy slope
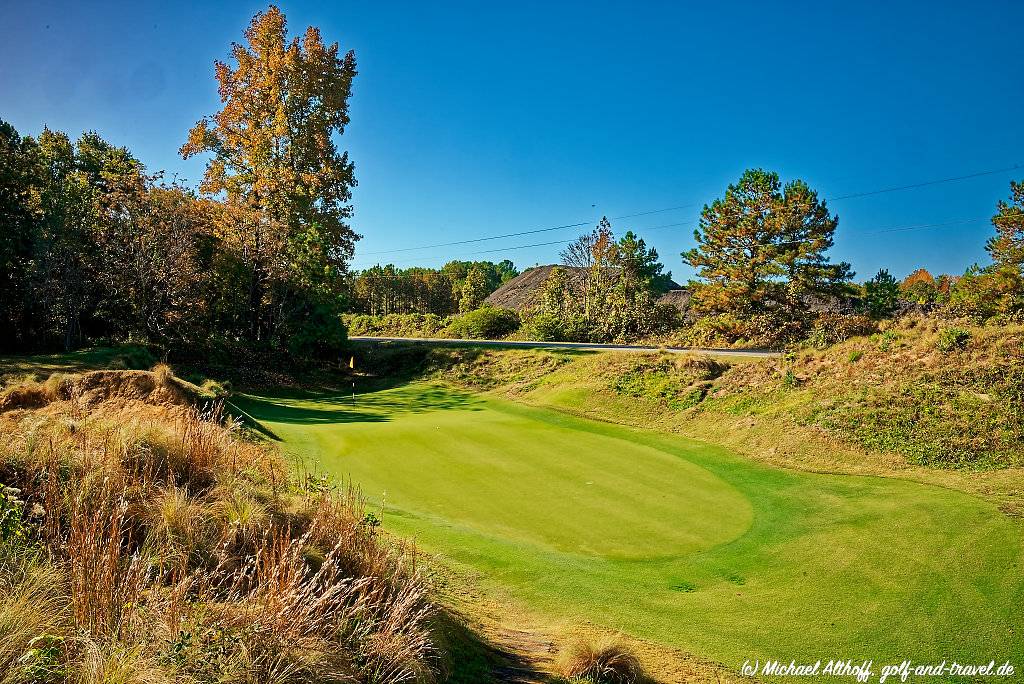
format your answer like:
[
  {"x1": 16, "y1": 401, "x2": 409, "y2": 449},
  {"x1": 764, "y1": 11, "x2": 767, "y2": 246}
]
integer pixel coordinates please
[{"x1": 234, "y1": 382, "x2": 1024, "y2": 672}]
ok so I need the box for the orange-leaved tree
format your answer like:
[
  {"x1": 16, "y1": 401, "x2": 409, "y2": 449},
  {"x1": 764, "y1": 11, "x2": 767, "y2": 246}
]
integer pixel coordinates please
[{"x1": 181, "y1": 5, "x2": 358, "y2": 344}]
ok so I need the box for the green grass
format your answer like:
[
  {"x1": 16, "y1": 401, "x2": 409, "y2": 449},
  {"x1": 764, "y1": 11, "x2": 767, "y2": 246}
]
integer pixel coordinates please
[{"x1": 235, "y1": 381, "x2": 1024, "y2": 671}]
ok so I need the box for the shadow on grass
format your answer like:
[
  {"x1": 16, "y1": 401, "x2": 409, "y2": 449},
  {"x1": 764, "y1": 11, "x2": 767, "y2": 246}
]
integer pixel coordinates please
[
  {"x1": 432, "y1": 609, "x2": 552, "y2": 684},
  {"x1": 233, "y1": 382, "x2": 484, "y2": 428}
]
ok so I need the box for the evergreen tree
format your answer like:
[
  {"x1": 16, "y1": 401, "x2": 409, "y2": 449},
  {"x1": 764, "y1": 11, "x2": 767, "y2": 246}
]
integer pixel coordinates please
[
  {"x1": 863, "y1": 269, "x2": 901, "y2": 318},
  {"x1": 988, "y1": 180, "x2": 1024, "y2": 273},
  {"x1": 683, "y1": 169, "x2": 850, "y2": 316}
]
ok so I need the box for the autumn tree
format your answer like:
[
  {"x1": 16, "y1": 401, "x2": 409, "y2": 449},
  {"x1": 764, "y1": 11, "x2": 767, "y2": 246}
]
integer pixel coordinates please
[
  {"x1": 561, "y1": 217, "x2": 618, "y2": 320},
  {"x1": 900, "y1": 268, "x2": 939, "y2": 304},
  {"x1": 94, "y1": 175, "x2": 214, "y2": 342},
  {"x1": 181, "y1": 5, "x2": 358, "y2": 345},
  {"x1": 683, "y1": 169, "x2": 851, "y2": 316}
]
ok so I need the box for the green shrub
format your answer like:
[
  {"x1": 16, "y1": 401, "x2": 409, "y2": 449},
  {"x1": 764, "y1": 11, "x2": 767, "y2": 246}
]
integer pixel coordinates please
[
  {"x1": 848, "y1": 350, "x2": 863, "y2": 363},
  {"x1": 937, "y1": 327, "x2": 971, "y2": 352},
  {"x1": 946, "y1": 265, "x2": 1024, "y2": 320},
  {"x1": 526, "y1": 313, "x2": 565, "y2": 341},
  {"x1": 447, "y1": 307, "x2": 520, "y2": 339}
]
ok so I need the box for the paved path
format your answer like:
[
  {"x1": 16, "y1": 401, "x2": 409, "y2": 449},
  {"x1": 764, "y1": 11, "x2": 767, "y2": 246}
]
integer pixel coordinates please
[{"x1": 349, "y1": 336, "x2": 782, "y2": 359}]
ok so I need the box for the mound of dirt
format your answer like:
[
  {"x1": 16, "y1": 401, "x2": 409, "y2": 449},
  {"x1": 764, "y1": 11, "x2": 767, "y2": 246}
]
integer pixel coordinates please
[{"x1": 0, "y1": 368, "x2": 195, "y2": 413}]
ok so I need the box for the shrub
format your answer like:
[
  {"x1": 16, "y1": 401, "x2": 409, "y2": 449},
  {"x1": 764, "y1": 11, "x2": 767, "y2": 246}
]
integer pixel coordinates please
[
  {"x1": 946, "y1": 265, "x2": 1024, "y2": 320},
  {"x1": 286, "y1": 302, "x2": 348, "y2": 361},
  {"x1": 806, "y1": 313, "x2": 878, "y2": 349},
  {"x1": 848, "y1": 350, "x2": 863, "y2": 363},
  {"x1": 937, "y1": 327, "x2": 971, "y2": 352},
  {"x1": 526, "y1": 312, "x2": 566, "y2": 341},
  {"x1": 558, "y1": 637, "x2": 645, "y2": 684},
  {"x1": 447, "y1": 307, "x2": 519, "y2": 339}
]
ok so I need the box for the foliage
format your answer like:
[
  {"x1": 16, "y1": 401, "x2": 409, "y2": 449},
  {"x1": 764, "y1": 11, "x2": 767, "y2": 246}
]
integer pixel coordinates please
[
  {"x1": 459, "y1": 265, "x2": 489, "y2": 313},
  {"x1": 0, "y1": 7, "x2": 355, "y2": 363},
  {"x1": 532, "y1": 219, "x2": 674, "y2": 342},
  {"x1": 0, "y1": 366, "x2": 438, "y2": 682},
  {"x1": 900, "y1": 268, "x2": 945, "y2": 304},
  {"x1": 947, "y1": 265, "x2": 1024, "y2": 320},
  {"x1": 344, "y1": 312, "x2": 453, "y2": 338},
  {"x1": 806, "y1": 313, "x2": 878, "y2": 349},
  {"x1": 988, "y1": 179, "x2": 1024, "y2": 272},
  {"x1": 351, "y1": 260, "x2": 518, "y2": 316},
  {"x1": 863, "y1": 269, "x2": 901, "y2": 319},
  {"x1": 682, "y1": 168, "x2": 852, "y2": 317},
  {"x1": 448, "y1": 306, "x2": 520, "y2": 339},
  {"x1": 936, "y1": 327, "x2": 971, "y2": 352},
  {"x1": 179, "y1": 5, "x2": 357, "y2": 348}
]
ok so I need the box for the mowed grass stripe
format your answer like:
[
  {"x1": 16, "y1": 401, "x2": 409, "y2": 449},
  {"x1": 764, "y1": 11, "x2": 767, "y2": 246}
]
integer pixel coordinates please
[{"x1": 235, "y1": 382, "x2": 1024, "y2": 669}]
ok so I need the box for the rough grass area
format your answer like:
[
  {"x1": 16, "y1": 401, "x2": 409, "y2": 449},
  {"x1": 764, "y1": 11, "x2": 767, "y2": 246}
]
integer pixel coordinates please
[
  {"x1": 705, "y1": 318, "x2": 1024, "y2": 468},
  {"x1": 0, "y1": 367, "x2": 439, "y2": 684}
]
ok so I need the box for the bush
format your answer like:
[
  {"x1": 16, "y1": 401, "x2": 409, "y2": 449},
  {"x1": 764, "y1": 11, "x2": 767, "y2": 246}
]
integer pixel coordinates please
[
  {"x1": 937, "y1": 327, "x2": 971, "y2": 352},
  {"x1": 342, "y1": 313, "x2": 453, "y2": 338},
  {"x1": 806, "y1": 313, "x2": 878, "y2": 349},
  {"x1": 946, "y1": 265, "x2": 1024, "y2": 321},
  {"x1": 526, "y1": 312, "x2": 565, "y2": 341},
  {"x1": 447, "y1": 307, "x2": 519, "y2": 339},
  {"x1": 287, "y1": 302, "x2": 348, "y2": 361}
]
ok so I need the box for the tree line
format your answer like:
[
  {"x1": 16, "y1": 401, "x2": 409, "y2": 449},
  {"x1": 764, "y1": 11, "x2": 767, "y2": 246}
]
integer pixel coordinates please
[
  {"x1": 1, "y1": 7, "x2": 359, "y2": 361},
  {"x1": 351, "y1": 260, "x2": 518, "y2": 315},
  {"x1": 3, "y1": 5, "x2": 1022, "y2": 356}
]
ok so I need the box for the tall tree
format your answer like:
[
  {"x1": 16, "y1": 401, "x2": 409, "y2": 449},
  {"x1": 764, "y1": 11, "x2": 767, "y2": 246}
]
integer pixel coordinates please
[
  {"x1": 181, "y1": 5, "x2": 358, "y2": 341},
  {"x1": 988, "y1": 180, "x2": 1024, "y2": 273},
  {"x1": 0, "y1": 120, "x2": 39, "y2": 350},
  {"x1": 459, "y1": 266, "x2": 489, "y2": 312},
  {"x1": 683, "y1": 169, "x2": 850, "y2": 316},
  {"x1": 561, "y1": 217, "x2": 617, "y2": 320}
]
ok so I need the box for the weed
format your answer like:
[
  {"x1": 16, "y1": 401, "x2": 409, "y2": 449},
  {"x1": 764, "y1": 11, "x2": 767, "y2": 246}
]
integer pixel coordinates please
[{"x1": 937, "y1": 327, "x2": 971, "y2": 352}]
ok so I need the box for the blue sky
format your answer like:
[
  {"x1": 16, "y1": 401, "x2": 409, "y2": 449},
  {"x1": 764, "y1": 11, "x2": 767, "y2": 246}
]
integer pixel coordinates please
[{"x1": 2, "y1": 0, "x2": 1022, "y2": 281}]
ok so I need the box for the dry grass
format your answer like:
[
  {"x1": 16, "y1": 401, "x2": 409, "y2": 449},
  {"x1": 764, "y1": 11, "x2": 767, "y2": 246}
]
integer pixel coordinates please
[
  {"x1": 558, "y1": 636, "x2": 647, "y2": 683},
  {"x1": 0, "y1": 367, "x2": 439, "y2": 684}
]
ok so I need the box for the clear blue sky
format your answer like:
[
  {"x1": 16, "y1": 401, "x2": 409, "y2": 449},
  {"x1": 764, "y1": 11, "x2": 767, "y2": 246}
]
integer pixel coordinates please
[{"x1": 2, "y1": 0, "x2": 1022, "y2": 281}]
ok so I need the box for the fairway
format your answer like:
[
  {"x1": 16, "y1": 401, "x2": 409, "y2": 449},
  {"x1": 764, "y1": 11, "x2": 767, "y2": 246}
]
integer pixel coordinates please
[{"x1": 236, "y1": 382, "x2": 1024, "y2": 670}]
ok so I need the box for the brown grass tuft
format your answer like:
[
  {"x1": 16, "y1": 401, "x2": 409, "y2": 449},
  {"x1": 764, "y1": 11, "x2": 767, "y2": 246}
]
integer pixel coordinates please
[{"x1": 559, "y1": 636, "x2": 647, "y2": 683}]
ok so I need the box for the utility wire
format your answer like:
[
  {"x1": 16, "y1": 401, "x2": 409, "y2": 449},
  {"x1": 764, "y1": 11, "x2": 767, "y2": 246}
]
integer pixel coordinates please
[
  {"x1": 355, "y1": 163, "x2": 1019, "y2": 258},
  {"x1": 827, "y1": 165, "x2": 1021, "y2": 201},
  {"x1": 354, "y1": 215, "x2": 995, "y2": 273}
]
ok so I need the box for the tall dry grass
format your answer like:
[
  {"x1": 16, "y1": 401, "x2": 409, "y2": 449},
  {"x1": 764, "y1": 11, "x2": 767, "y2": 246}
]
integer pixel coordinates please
[
  {"x1": 0, "y1": 367, "x2": 438, "y2": 683},
  {"x1": 558, "y1": 636, "x2": 646, "y2": 684}
]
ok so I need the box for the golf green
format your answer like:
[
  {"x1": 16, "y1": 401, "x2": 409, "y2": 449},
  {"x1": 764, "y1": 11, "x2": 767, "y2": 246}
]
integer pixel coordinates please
[{"x1": 236, "y1": 382, "x2": 1024, "y2": 671}]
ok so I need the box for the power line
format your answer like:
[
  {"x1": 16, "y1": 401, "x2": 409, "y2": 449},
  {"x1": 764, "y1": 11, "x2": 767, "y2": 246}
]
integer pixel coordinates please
[
  {"x1": 354, "y1": 214, "x2": 995, "y2": 273},
  {"x1": 827, "y1": 164, "x2": 1021, "y2": 201},
  {"x1": 355, "y1": 162, "x2": 1019, "y2": 259}
]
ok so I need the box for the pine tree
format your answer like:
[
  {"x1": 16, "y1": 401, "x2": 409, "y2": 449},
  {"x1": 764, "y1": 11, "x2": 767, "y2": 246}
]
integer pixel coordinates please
[
  {"x1": 988, "y1": 180, "x2": 1024, "y2": 273},
  {"x1": 683, "y1": 169, "x2": 850, "y2": 316},
  {"x1": 864, "y1": 269, "x2": 900, "y2": 318}
]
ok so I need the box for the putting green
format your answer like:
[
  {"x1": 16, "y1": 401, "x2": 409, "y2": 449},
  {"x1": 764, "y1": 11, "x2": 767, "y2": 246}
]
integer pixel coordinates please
[{"x1": 236, "y1": 382, "x2": 1024, "y2": 671}]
